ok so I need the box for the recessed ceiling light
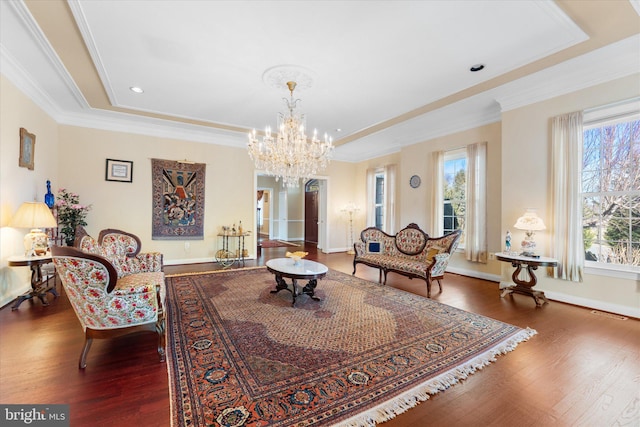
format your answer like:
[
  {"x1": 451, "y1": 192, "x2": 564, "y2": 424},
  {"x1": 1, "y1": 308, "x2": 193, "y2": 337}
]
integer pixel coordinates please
[
  {"x1": 335, "y1": 128, "x2": 342, "y2": 132},
  {"x1": 470, "y1": 64, "x2": 485, "y2": 72},
  {"x1": 129, "y1": 86, "x2": 144, "y2": 93}
]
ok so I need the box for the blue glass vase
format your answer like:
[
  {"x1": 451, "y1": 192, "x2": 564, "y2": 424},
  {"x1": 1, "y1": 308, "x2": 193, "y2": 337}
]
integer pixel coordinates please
[{"x1": 44, "y1": 180, "x2": 55, "y2": 208}]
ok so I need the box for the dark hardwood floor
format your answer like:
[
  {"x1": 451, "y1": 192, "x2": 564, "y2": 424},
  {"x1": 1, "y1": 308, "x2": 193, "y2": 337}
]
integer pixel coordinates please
[{"x1": 1, "y1": 242, "x2": 638, "y2": 426}]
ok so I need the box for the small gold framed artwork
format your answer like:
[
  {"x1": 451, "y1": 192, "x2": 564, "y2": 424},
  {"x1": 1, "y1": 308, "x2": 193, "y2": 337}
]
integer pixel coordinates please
[{"x1": 19, "y1": 128, "x2": 35, "y2": 170}]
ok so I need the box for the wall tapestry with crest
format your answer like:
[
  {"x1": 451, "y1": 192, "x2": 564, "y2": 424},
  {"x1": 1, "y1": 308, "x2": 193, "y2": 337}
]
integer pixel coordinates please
[{"x1": 151, "y1": 158, "x2": 206, "y2": 240}]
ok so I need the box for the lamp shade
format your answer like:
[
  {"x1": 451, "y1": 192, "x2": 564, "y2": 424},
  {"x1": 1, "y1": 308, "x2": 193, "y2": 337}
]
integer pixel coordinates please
[
  {"x1": 10, "y1": 201, "x2": 57, "y2": 229},
  {"x1": 10, "y1": 202, "x2": 57, "y2": 256},
  {"x1": 514, "y1": 209, "x2": 546, "y2": 231}
]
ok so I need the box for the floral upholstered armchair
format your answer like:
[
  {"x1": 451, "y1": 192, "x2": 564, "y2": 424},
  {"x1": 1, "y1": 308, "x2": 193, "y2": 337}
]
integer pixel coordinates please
[{"x1": 52, "y1": 227, "x2": 165, "y2": 368}]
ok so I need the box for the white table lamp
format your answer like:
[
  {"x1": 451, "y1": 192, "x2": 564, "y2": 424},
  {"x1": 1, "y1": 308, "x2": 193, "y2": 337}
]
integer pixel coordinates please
[{"x1": 513, "y1": 209, "x2": 546, "y2": 257}]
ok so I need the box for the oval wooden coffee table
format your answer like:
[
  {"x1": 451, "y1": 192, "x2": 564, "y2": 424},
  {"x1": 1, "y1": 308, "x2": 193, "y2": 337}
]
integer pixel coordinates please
[{"x1": 266, "y1": 258, "x2": 328, "y2": 307}]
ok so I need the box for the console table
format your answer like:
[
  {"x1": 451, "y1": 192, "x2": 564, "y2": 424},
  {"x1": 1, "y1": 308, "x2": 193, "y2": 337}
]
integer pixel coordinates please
[
  {"x1": 496, "y1": 252, "x2": 557, "y2": 306},
  {"x1": 8, "y1": 255, "x2": 58, "y2": 310}
]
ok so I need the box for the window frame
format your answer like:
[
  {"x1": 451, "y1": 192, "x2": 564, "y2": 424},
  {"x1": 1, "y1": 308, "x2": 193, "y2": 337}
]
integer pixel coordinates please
[
  {"x1": 581, "y1": 99, "x2": 640, "y2": 279},
  {"x1": 443, "y1": 148, "x2": 466, "y2": 249}
]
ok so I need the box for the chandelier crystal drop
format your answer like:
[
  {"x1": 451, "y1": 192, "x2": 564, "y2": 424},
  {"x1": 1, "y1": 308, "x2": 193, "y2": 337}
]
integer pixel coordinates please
[{"x1": 247, "y1": 81, "x2": 334, "y2": 188}]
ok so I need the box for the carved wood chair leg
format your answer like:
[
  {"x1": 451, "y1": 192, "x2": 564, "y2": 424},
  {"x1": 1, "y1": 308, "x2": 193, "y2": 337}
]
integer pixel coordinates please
[
  {"x1": 437, "y1": 279, "x2": 443, "y2": 293},
  {"x1": 426, "y1": 279, "x2": 432, "y2": 298},
  {"x1": 383, "y1": 270, "x2": 388, "y2": 285},
  {"x1": 156, "y1": 319, "x2": 166, "y2": 362},
  {"x1": 79, "y1": 336, "x2": 93, "y2": 369}
]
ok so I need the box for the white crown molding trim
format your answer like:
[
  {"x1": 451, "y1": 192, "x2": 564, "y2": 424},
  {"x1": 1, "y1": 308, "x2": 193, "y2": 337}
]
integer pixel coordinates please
[
  {"x1": 5, "y1": 0, "x2": 89, "y2": 110},
  {"x1": 56, "y1": 108, "x2": 247, "y2": 148},
  {"x1": 0, "y1": 45, "x2": 64, "y2": 121},
  {"x1": 496, "y1": 34, "x2": 640, "y2": 112},
  {"x1": 67, "y1": 0, "x2": 118, "y2": 106},
  {"x1": 631, "y1": 0, "x2": 640, "y2": 16}
]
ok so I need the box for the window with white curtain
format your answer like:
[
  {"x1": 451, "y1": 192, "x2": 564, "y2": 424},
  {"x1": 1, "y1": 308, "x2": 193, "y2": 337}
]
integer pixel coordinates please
[
  {"x1": 366, "y1": 165, "x2": 396, "y2": 233},
  {"x1": 443, "y1": 149, "x2": 466, "y2": 248},
  {"x1": 374, "y1": 172, "x2": 385, "y2": 229},
  {"x1": 582, "y1": 102, "x2": 639, "y2": 271}
]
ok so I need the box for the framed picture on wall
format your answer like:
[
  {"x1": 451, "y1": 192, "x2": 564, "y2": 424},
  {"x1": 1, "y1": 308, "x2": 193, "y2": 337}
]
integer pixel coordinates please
[
  {"x1": 19, "y1": 128, "x2": 35, "y2": 170},
  {"x1": 105, "y1": 158, "x2": 133, "y2": 182}
]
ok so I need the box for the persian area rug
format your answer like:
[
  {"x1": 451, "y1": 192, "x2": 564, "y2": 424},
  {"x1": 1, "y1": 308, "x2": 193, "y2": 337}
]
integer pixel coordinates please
[
  {"x1": 166, "y1": 267, "x2": 536, "y2": 427},
  {"x1": 259, "y1": 240, "x2": 301, "y2": 248}
]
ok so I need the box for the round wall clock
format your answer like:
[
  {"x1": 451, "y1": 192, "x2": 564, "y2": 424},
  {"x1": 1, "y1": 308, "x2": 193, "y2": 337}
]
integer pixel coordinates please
[{"x1": 409, "y1": 175, "x2": 421, "y2": 188}]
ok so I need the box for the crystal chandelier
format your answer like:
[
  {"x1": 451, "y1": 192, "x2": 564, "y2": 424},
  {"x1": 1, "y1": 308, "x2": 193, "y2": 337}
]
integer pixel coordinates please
[{"x1": 248, "y1": 81, "x2": 334, "y2": 188}]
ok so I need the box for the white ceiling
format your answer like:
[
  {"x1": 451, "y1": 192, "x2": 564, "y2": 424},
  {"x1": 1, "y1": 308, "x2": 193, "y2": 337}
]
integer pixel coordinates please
[{"x1": 1, "y1": 1, "x2": 639, "y2": 162}]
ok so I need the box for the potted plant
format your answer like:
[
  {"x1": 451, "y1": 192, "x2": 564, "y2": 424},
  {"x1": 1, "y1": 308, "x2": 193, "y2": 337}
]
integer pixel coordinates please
[{"x1": 56, "y1": 188, "x2": 92, "y2": 246}]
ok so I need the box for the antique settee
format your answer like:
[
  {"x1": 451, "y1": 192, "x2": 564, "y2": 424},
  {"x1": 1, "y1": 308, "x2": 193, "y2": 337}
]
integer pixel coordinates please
[
  {"x1": 352, "y1": 223, "x2": 462, "y2": 297},
  {"x1": 51, "y1": 227, "x2": 165, "y2": 368}
]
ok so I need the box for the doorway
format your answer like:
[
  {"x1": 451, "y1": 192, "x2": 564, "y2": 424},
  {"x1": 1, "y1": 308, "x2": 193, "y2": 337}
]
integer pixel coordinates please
[{"x1": 304, "y1": 180, "x2": 319, "y2": 243}]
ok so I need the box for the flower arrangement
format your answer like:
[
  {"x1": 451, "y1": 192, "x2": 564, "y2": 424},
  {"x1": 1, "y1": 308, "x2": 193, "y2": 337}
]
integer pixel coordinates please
[{"x1": 56, "y1": 188, "x2": 92, "y2": 246}]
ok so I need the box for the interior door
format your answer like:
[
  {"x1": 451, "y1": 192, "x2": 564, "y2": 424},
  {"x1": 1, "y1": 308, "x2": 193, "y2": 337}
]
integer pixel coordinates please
[{"x1": 305, "y1": 186, "x2": 319, "y2": 243}]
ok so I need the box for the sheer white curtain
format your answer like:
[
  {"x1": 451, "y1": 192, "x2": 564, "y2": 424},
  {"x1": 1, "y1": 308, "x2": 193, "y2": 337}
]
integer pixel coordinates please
[
  {"x1": 465, "y1": 141, "x2": 487, "y2": 263},
  {"x1": 551, "y1": 112, "x2": 584, "y2": 282},
  {"x1": 384, "y1": 164, "x2": 396, "y2": 234},
  {"x1": 366, "y1": 168, "x2": 376, "y2": 227},
  {"x1": 431, "y1": 151, "x2": 444, "y2": 236}
]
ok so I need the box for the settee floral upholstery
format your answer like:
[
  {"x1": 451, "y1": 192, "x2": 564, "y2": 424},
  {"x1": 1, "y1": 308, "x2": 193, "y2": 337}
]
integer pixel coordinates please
[
  {"x1": 52, "y1": 227, "x2": 165, "y2": 368},
  {"x1": 353, "y1": 223, "x2": 462, "y2": 297}
]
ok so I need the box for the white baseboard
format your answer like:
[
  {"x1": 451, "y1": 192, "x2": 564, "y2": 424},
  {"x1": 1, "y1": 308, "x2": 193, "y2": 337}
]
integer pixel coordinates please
[
  {"x1": 542, "y1": 290, "x2": 640, "y2": 319},
  {"x1": 446, "y1": 266, "x2": 501, "y2": 283}
]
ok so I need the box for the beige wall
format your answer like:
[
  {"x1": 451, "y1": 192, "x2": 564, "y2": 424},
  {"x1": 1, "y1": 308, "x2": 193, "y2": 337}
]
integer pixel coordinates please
[
  {"x1": 501, "y1": 74, "x2": 640, "y2": 316},
  {"x1": 0, "y1": 75, "x2": 60, "y2": 305},
  {"x1": 1, "y1": 72, "x2": 638, "y2": 315},
  {"x1": 397, "y1": 122, "x2": 503, "y2": 280}
]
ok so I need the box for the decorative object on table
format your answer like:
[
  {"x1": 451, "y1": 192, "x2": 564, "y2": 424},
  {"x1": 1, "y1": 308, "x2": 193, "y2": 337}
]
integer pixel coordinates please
[
  {"x1": 247, "y1": 77, "x2": 334, "y2": 188},
  {"x1": 56, "y1": 188, "x2": 92, "y2": 246},
  {"x1": 165, "y1": 268, "x2": 536, "y2": 427},
  {"x1": 505, "y1": 230, "x2": 512, "y2": 253},
  {"x1": 514, "y1": 209, "x2": 546, "y2": 257},
  {"x1": 409, "y1": 174, "x2": 421, "y2": 188},
  {"x1": 9, "y1": 201, "x2": 58, "y2": 256},
  {"x1": 151, "y1": 158, "x2": 206, "y2": 240},
  {"x1": 238, "y1": 220, "x2": 243, "y2": 234},
  {"x1": 341, "y1": 202, "x2": 360, "y2": 255},
  {"x1": 18, "y1": 127, "x2": 35, "y2": 170},
  {"x1": 285, "y1": 250, "x2": 308, "y2": 265},
  {"x1": 105, "y1": 158, "x2": 133, "y2": 182},
  {"x1": 44, "y1": 180, "x2": 55, "y2": 208}
]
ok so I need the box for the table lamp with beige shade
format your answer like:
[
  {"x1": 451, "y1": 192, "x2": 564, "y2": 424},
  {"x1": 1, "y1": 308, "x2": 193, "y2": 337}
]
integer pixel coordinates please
[{"x1": 10, "y1": 201, "x2": 57, "y2": 256}]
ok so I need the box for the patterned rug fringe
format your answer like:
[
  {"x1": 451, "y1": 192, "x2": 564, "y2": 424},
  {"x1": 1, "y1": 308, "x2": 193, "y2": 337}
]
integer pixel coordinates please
[
  {"x1": 165, "y1": 266, "x2": 265, "y2": 278},
  {"x1": 336, "y1": 327, "x2": 538, "y2": 427}
]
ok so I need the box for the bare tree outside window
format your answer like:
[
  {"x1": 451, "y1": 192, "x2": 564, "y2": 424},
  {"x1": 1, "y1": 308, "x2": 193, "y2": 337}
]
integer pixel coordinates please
[
  {"x1": 582, "y1": 117, "x2": 639, "y2": 268},
  {"x1": 444, "y1": 150, "x2": 466, "y2": 246}
]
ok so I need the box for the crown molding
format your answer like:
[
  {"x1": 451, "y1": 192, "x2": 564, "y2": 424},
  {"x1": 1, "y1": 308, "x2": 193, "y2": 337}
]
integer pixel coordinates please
[
  {"x1": 56, "y1": 108, "x2": 246, "y2": 147},
  {"x1": 496, "y1": 35, "x2": 640, "y2": 112}
]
